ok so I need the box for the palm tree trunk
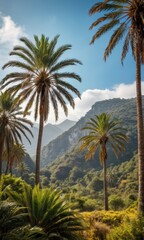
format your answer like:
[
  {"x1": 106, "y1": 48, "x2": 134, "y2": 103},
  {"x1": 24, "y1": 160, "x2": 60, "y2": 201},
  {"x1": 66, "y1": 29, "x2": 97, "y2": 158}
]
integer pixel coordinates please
[
  {"x1": 5, "y1": 161, "x2": 9, "y2": 174},
  {"x1": 35, "y1": 105, "x2": 44, "y2": 185},
  {"x1": 0, "y1": 137, "x2": 4, "y2": 179},
  {"x1": 10, "y1": 160, "x2": 13, "y2": 176},
  {"x1": 5, "y1": 146, "x2": 10, "y2": 174},
  {"x1": 103, "y1": 158, "x2": 108, "y2": 210},
  {"x1": 136, "y1": 32, "x2": 144, "y2": 215}
]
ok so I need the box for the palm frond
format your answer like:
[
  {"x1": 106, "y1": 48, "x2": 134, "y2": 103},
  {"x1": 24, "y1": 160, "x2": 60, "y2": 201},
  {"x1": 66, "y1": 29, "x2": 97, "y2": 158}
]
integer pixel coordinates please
[
  {"x1": 90, "y1": 19, "x2": 119, "y2": 44},
  {"x1": 104, "y1": 22, "x2": 127, "y2": 60}
]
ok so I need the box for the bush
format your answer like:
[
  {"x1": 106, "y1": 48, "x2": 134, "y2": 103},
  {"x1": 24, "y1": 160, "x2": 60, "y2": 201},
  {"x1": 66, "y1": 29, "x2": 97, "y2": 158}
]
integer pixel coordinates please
[
  {"x1": 84, "y1": 199, "x2": 97, "y2": 211},
  {"x1": 109, "y1": 215, "x2": 144, "y2": 240},
  {"x1": 83, "y1": 220, "x2": 110, "y2": 240},
  {"x1": 82, "y1": 209, "x2": 144, "y2": 240},
  {"x1": 89, "y1": 177, "x2": 103, "y2": 192},
  {"x1": 109, "y1": 196, "x2": 125, "y2": 211},
  {"x1": 0, "y1": 174, "x2": 27, "y2": 200}
]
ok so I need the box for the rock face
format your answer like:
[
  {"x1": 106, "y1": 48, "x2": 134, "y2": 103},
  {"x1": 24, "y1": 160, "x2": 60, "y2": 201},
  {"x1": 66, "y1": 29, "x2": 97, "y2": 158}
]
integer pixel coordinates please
[
  {"x1": 40, "y1": 97, "x2": 140, "y2": 168},
  {"x1": 22, "y1": 119, "x2": 76, "y2": 157}
]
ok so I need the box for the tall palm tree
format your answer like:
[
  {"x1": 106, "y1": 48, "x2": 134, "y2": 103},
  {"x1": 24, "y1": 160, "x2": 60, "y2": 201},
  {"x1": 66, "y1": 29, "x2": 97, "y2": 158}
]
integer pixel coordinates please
[
  {"x1": 3, "y1": 143, "x2": 26, "y2": 175},
  {"x1": 1, "y1": 35, "x2": 82, "y2": 185},
  {"x1": 0, "y1": 92, "x2": 33, "y2": 177},
  {"x1": 89, "y1": 0, "x2": 144, "y2": 214},
  {"x1": 7, "y1": 184, "x2": 84, "y2": 240},
  {"x1": 80, "y1": 113, "x2": 127, "y2": 210}
]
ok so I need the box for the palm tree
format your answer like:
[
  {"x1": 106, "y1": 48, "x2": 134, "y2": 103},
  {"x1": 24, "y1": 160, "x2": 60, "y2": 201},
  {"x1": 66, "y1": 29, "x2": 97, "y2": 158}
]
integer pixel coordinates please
[
  {"x1": 7, "y1": 184, "x2": 84, "y2": 240},
  {"x1": 0, "y1": 92, "x2": 33, "y2": 177},
  {"x1": 1, "y1": 35, "x2": 82, "y2": 185},
  {"x1": 16, "y1": 161, "x2": 29, "y2": 177},
  {"x1": 89, "y1": 0, "x2": 144, "y2": 214},
  {"x1": 3, "y1": 143, "x2": 26, "y2": 175},
  {"x1": 80, "y1": 113, "x2": 127, "y2": 210}
]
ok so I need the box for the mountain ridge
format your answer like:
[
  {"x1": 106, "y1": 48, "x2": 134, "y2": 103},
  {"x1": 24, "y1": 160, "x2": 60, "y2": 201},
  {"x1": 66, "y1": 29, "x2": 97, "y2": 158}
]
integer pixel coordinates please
[
  {"x1": 41, "y1": 97, "x2": 139, "y2": 168},
  {"x1": 22, "y1": 119, "x2": 76, "y2": 156}
]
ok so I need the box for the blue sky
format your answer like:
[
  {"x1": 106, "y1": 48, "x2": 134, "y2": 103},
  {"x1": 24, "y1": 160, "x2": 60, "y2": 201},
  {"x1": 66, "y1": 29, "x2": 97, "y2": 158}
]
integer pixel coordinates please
[{"x1": 0, "y1": 0, "x2": 144, "y2": 123}]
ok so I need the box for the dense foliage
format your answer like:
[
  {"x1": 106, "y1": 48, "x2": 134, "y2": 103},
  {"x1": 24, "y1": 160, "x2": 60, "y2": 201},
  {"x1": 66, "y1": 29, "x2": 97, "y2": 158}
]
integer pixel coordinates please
[
  {"x1": 38, "y1": 153, "x2": 138, "y2": 212},
  {"x1": 0, "y1": 177, "x2": 84, "y2": 240},
  {"x1": 0, "y1": 176, "x2": 144, "y2": 240}
]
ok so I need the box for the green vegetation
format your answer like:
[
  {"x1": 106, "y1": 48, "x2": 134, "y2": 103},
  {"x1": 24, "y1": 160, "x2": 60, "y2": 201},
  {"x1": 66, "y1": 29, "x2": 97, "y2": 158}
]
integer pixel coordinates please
[
  {"x1": 0, "y1": 175, "x2": 144, "y2": 240},
  {"x1": 82, "y1": 210, "x2": 144, "y2": 240},
  {"x1": 0, "y1": 177, "x2": 84, "y2": 240},
  {"x1": 0, "y1": 201, "x2": 27, "y2": 240},
  {"x1": 39, "y1": 152, "x2": 138, "y2": 212}
]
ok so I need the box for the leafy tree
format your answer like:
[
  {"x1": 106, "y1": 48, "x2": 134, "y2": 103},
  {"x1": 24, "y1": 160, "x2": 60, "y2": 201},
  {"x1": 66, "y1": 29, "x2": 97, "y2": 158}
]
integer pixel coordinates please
[
  {"x1": 90, "y1": 177, "x2": 103, "y2": 192},
  {"x1": 80, "y1": 113, "x2": 127, "y2": 210},
  {"x1": 2, "y1": 35, "x2": 82, "y2": 185},
  {"x1": 69, "y1": 166, "x2": 84, "y2": 183},
  {"x1": 7, "y1": 184, "x2": 84, "y2": 240},
  {"x1": 89, "y1": 0, "x2": 144, "y2": 214},
  {"x1": 109, "y1": 195, "x2": 125, "y2": 211},
  {"x1": 0, "y1": 92, "x2": 33, "y2": 178}
]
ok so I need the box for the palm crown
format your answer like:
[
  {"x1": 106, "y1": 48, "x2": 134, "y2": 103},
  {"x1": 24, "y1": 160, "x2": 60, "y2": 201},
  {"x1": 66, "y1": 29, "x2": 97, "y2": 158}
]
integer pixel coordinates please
[
  {"x1": 80, "y1": 113, "x2": 127, "y2": 163},
  {"x1": 3, "y1": 143, "x2": 26, "y2": 175},
  {"x1": 0, "y1": 92, "x2": 33, "y2": 145},
  {"x1": 0, "y1": 92, "x2": 32, "y2": 176},
  {"x1": 89, "y1": 0, "x2": 144, "y2": 63},
  {"x1": 2, "y1": 35, "x2": 82, "y2": 121}
]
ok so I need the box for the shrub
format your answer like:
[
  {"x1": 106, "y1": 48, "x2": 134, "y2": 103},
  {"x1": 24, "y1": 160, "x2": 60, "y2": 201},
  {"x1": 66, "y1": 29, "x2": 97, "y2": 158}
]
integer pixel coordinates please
[
  {"x1": 109, "y1": 195, "x2": 125, "y2": 211},
  {"x1": 0, "y1": 174, "x2": 27, "y2": 200},
  {"x1": 84, "y1": 199, "x2": 97, "y2": 211},
  {"x1": 109, "y1": 216, "x2": 144, "y2": 240}
]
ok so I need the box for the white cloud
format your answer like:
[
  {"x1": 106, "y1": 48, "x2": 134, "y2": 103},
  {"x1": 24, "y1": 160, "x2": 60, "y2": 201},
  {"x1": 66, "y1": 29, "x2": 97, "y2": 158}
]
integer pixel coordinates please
[
  {"x1": 0, "y1": 15, "x2": 26, "y2": 71},
  {"x1": 63, "y1": 81, "x2": 144, "y2": 123},
  {"x1": 0, "y1": 15, "x2": 25, "y2": 46},
  {"x1": 27, "y1": 81, "x2": 144, "y2": 125}
]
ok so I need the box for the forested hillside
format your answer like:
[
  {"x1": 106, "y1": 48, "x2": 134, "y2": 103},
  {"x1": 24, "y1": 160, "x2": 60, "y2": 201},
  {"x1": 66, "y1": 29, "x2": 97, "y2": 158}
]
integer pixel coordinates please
[
  {"x1": 41, "y1": 97, "x2": 140, "y2": 167},
  {"x1": 40, "y1": 153, "x2": 138, "y2": 211}
]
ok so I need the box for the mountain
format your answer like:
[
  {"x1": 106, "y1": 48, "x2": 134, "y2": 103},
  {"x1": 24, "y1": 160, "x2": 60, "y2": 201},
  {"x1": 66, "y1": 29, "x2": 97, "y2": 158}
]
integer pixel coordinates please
[
  {"x1": 40, "y1": 97, "x2": 140, "y2": 168},
  {"x1": 22, "y1": 119, "x2": 76, "y2": 157},
  {"x1": 23, "y1": 153, "x2": 35, "y2": 172},
  {"x1": 42, "y1": 123, "x2": 62, "y2": 147},
  {"x1": 56, "y1": 119, "x2": 76, "y2": 132}
]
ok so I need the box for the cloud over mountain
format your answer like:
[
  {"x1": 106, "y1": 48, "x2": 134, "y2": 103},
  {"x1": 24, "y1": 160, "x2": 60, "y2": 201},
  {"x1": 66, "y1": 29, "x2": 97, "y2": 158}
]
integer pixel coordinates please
[{"x1": 47, "y1": 81, "x2": 144, "y2": 124}]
